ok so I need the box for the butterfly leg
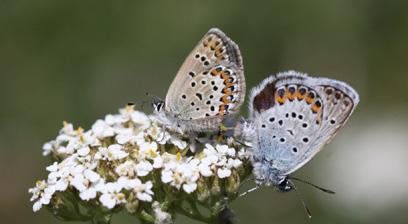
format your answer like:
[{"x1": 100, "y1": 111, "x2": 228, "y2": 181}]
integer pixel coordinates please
[
  {"x1": 188, "y1": 134, "x2": 198, "y2": 152},
  {"x1": 239, "y1": 176, "x2": 255, "y2": 187},
  {"x1": 239, "y1": 185, "x2": 260, "y2": 197},
  {"x1": 239, "y1": 178, "x2": 263, "y2": 197}
]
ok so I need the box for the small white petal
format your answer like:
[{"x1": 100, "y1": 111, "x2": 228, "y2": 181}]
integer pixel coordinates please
[
  {"x1": 79, "y1": 188, "x2": 97, "y2": 201},
  {"x1": 217, "y1": 168, "x2": 232, "y2": 179},
  {"x1": 33, "y1": 201, "x2": 42, "y2": 212},
  {"x1": 42, "y1": 142, "x2": 53, "y2": 156},
  {"x1": 107, "y1": 144, "x2": 128, "y2": 160},
  {"x1": 131, "y1": 111, "x2": 151, "y2": 129},
  {"x1": 46, "y1": 162, "x2": 58, "y2": 172},
  {"x1": 71, "y1": 175, "x2": 87, "y2": 192},
  {"x1": 136, "y1": 161, "x2": 153, "y2": 177},
  {"x1": 170, "y1": 137, "x2": 187, "y2": 149},
  {"x1": 137, "y1": 192, "x2": 152, "y2": 202},
  {"x1": 161, "y1": 171, "x2": 173, "y2": 183},
  {"x1": 198, "y1": 164, "x2": 213, "y2": 177},
  {"x1": 92, "y1": 120, "x2": 115, "y2": 138},
  {"x1": 127, "y1": 178, "x2": 142, "y2": 189},
  {"x1": 153, "y1": 156, "x2": 163, "y2": 168},
  {"x1": 100, "y1": 194, "x2": 116, "y2": 209},
  {"x1": 84, "y1": 169, "x2": 100, "y2": 182},
  {"x1": 183, "y1": 182, "x2": 197, "y2": 193},
  {"x1": 77, "y1": 147, "x2": 90, "y2": 156},
  {"x1": 232, "y1": 159, "x2": 243, "y2": 168},
  {"x1": 55, "y1": 180, "x2": 69, "y2": 191}
]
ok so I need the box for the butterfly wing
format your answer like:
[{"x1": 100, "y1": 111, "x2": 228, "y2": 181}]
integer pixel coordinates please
[
  {"x1": 164, "y1": 28, "x2": 245, "y2": 131},
  {"x1": 249, "y1": 71, "x2": 359, "y2": 175}
]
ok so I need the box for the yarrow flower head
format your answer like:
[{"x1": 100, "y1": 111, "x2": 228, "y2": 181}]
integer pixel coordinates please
[{"x1": 29, "y1": 105, "x2": 252, "y2": 223}]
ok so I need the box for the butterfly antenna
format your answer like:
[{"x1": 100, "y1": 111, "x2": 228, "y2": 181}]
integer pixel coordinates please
[
  {"x1": 290, "y1": 180, "x2": 312, "y2": 219},
  {"x1": 139, "y1": 100, "x2": 147, "y2": 110},
  {"x1": 145, "y1": 92, "x2": 163, "y2": 103},
  {"x1": 290, "y1": 177, "x2": 335, "y2": 194}
]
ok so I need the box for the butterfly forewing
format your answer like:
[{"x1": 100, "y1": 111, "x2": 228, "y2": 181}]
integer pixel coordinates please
[
  {"x1": 165, "y1": 28, "x2": 245, "y2": 127},
  {"x1": 250, "y1": 71, "x2": 359, "y2": 175}
]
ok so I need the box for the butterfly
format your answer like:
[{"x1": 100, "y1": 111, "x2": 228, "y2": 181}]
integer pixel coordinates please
[
  {"x1": 247, "y1": 71, "x2": 359, "y2": 192},
  {"x1": 153, "y1": 28, "x2": 245, "y2": 134}
]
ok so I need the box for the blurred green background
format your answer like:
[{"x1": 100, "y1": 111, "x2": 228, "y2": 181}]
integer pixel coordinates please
[{"x1": 1, "y1": 0, "x2": 408, "y2": 223}]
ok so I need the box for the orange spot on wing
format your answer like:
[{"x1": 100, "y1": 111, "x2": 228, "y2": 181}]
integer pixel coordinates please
[
  {"x1": 275, "y1": 89, "x2": 286, "y2": 104},
  {"x1": 311, "y1": 104, "x2": 321, "y2": 113},
  {"x1": 220, "y1": 71, "x2": 229, "y2": 80},
  {"x1": 287, "y1": 92, "x2": 295, "y2": 101},
  {"x1": 221, "y1": 96, "x2": 230, "y2": 104},
  {"x1": 306, "y1": 97, "x2": 314, "y2": 104},
  {"x1": 218, "y1": 105, "x2": 225, "y2": 115},
  {"x1": 211, "y1": 69, "x2": 221, "y2": 76},
  {"x1": 222, "y1": 89, "x2": 232, "y2": 95},
  {"x1": 225, "y1": 82, "x2": 234, "y2": 87},
  {"x1": 296, "y1": 92, "x2": 306, "y2": 100}
]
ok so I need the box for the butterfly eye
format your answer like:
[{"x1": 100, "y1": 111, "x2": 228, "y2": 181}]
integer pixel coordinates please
[
  {"x1": 277, "y1": 179, "x2": 293, "y2": 192},
  {"x1": 155, "y1": 102, "x2": 164, "y2": 111}
]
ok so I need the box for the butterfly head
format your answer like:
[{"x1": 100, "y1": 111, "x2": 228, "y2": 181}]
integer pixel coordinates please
[
  {"x1": 152, "y1": 100, "x2": 165, "y2": 113},
  {"x1": 276, "y1": 177, "x2": 294, "y2": 192}
]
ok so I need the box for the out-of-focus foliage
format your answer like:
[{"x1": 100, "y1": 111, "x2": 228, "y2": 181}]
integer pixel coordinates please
[{"x1": 1, "y1": 0, "x2": 407, "y2": 223}]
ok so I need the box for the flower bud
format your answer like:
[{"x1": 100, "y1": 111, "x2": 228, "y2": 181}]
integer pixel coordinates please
[
  {"x1": 226, "y1": 170, "x2": 240, "y2": 196},
  {"x1": 210, "y1": 176, "x2": 221, "y2": 196},
  {"x1": 125, "y1": 193, "x2": 139, "y2": 214},
  {"x1": 196, "y1": 177, "x2": 210, "y2": 202}
]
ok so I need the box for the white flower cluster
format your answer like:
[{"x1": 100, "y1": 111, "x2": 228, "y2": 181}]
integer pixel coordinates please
[{"x1": 29, "y1": 105, "x2": 248, "y2": 214}]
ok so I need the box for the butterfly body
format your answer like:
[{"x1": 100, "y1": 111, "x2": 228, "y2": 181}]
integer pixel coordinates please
[
  {"x1": 248, "y1": 71, "x2": 359, "y2": 191},
  {"x1": 154, "y1": 28, "x2": 245, "y2": 134}
]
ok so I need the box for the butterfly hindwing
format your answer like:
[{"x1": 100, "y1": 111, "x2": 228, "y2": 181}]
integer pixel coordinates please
[
  {"x1": 164, "y1": 28, "x2": 245, "y2": 132},
  {"x1": 249, "y1": 71, "x2": 359, "y2": 175}
]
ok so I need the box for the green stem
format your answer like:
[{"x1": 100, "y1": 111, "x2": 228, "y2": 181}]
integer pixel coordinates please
[{"x1": 138, "y1": 210, "x2": 155, "y2": 224}]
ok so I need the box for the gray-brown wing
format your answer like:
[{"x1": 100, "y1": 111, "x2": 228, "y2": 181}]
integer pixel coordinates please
[
  {"x1": 249, "y1": 71, "x2": 359, "y2": 175},
  {"x1": 164, "y1": 28, "x2": 245, "y2": 131}
]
